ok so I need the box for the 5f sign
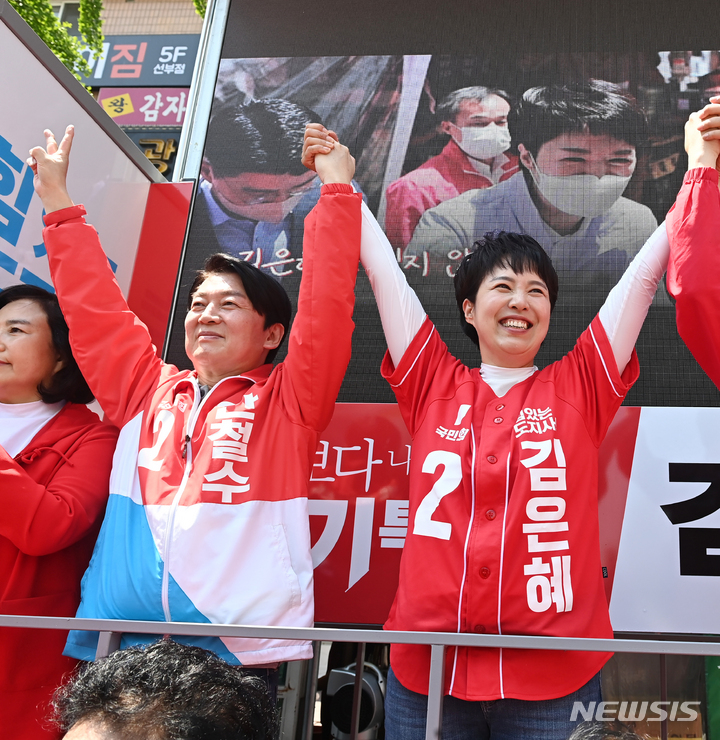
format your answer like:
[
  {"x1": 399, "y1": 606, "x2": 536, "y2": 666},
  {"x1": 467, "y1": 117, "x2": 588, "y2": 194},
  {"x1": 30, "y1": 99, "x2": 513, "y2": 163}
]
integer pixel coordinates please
[{"x1": 159, "y1": 47, "x2": 187, "y2": 63}]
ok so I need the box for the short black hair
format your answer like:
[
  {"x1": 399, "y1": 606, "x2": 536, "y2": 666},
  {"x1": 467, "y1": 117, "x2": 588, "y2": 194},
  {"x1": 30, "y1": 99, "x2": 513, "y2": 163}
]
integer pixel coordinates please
[
  {"x1": 188, "y1": 253, "x2": 292, "y2": 364},
  {"x1": 436, "y1": 86, "x2": 512, "y2": 123},
  {"x1": 454, "y1": 231, "x2": 559, "y2": 347},
  {"x1": 508, "y1": 80, "x2": 648, "y2": 159},
  {"x1": 204, "y1": 98, "x2": 322, "y2": 179},
  {"x1": 53, "y1": 639, "x2": 277, "y2": 740},
  {"x1": 0, "y1": 284, "x2": 94, "y2": 404}
]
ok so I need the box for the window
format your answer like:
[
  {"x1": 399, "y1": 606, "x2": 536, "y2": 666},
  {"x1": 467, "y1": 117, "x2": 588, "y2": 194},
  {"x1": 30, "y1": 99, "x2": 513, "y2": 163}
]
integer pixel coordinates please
[{"x1": 52, "y1": 2, "x2": 80, "y2": 37}]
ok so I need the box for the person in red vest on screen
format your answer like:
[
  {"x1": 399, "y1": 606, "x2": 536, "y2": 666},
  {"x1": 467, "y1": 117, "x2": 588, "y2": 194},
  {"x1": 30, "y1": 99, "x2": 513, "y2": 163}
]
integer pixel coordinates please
[
  {"x1": 385, "y1": 86, "x2": 519, "y2": 250},
  {"x1": 666, "y1": 96, "x2": 720, "y2": 386},
  {"x1": 405, "y1": 82, "x2": 658, "y2": 285},
  {"x1": 304, "y1": 122, "x2": 674, "y2": 740}
]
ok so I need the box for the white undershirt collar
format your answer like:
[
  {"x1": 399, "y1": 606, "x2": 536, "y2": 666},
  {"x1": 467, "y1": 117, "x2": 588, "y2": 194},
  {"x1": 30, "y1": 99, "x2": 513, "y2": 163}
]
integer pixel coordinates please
[
  {"x1": 0, "y1": 399, "x2": 65, "y2": 458},
  {"x1": 480, "y1": 363, "x2": 537, "y2": 397}
]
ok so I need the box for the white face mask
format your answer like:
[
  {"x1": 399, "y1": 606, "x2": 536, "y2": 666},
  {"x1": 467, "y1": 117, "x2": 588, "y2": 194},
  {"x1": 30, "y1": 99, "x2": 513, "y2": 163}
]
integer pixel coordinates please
[
  {"x1": 453, "y1": 124, "x2": 512, "y2": 161},
  {"x1": 212, "y1": 189, "x2": 305, "y2": 224},
  {"x1": 527, "y1": 153, "x2": 631, "y2": 219}
]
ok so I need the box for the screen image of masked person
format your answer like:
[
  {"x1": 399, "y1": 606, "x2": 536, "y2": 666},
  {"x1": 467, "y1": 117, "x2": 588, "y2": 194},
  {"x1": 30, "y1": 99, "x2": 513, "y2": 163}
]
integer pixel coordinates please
[
  {"x1": 194, "y1": 98, "x2": 323, "y2": 280},
  {"x1": 405, "y1": 81, "x2": 658, "y2": 287},
  {"x1": 385, "y1": 86, "x2": 519, "y2": 250}
]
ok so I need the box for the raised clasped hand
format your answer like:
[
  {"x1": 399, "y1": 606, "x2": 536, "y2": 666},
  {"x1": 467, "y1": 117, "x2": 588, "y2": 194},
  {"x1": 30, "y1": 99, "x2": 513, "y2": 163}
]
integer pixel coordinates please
[
  {"x1": 301, "y1": 123, "x2": 355, "y2": 185},
  {"x1": 686, "y1": 97, "x2": 720, "y2": 172}
]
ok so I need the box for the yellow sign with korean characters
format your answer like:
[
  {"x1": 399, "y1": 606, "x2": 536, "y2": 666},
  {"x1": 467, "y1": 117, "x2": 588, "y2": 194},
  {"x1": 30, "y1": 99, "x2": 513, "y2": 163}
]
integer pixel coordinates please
[{"x1": 101, "y1": 93, "x2": 135, "y2": 118}]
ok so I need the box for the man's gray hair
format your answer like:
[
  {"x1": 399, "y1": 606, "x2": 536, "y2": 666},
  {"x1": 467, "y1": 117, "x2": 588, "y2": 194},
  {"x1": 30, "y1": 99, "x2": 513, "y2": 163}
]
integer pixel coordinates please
[{"x1": 437, "y1": 86, "x2": 510, "y2": 121}]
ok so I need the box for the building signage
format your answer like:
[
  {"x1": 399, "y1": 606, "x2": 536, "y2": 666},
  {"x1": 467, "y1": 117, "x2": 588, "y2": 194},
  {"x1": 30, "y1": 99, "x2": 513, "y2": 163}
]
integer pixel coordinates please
[
  {"x1": 79, "y1": 35, "x2": 199, "y2": 87},
  {"x1": 98, "y1": 87, "x2": 189, "y2": 125}
]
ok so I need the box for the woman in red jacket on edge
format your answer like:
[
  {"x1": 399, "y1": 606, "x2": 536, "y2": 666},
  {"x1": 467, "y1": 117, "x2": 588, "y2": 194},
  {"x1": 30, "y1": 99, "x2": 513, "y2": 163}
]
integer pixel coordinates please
[{"x1": 0, "y1": 284, "x2": 118, "y2": 738}]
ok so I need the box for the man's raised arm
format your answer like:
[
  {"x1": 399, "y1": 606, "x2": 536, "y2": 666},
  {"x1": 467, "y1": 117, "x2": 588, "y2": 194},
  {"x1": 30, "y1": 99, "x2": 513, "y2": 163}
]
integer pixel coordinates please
[
  {"x1": 29, "y1": 126, "x2": 165, "y2": 425},
  {"x1": 302, "y1": 125, "x2": 427, "y2": 369},
  {"x1": 666, "y1": 99, "x2": 720, "y2": 389},
  {"x1": 279, "y1": 125, "x2": 362, "y2": 431}
]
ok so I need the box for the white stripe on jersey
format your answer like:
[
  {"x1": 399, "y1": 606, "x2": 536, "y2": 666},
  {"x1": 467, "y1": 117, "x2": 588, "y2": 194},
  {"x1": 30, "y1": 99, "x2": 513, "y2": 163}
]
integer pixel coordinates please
[{"x1": 589, "y1": 324, "x2": 623, "y2": 398}]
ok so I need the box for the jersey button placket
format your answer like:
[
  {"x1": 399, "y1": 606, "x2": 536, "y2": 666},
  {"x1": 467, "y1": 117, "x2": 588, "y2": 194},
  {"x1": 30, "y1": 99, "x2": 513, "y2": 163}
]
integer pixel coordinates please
[{"x1": 466, "y1": 398, "x2": 511, "y2": 634}]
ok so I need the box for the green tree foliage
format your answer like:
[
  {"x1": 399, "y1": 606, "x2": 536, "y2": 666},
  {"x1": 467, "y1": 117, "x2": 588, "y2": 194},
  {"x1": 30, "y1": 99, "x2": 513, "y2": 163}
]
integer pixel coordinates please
[
  {"x1": 78, "y1": 0, "x2": 103, "y2": 59},
  {"x1": 9, "y1": 0, "x2": 104, "y2": 81},
  {"x1": 192, "y1": 0, "x2": 205, "y2": 18}
]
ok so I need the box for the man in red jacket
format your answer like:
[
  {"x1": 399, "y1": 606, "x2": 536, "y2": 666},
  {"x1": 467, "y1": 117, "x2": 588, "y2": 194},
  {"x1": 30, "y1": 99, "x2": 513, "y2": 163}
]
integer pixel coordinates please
[
  {"x1": 385, "y1": 86, "x2": 519, "y2": 250},
  {"x1": 28, "y1": 125, "x2": 361, "y2": 680}
]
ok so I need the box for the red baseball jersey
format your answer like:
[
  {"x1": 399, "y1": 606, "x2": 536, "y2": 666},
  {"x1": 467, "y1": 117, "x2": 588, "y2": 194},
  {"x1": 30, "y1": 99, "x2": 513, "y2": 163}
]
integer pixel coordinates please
[{"x1": 382, "y1": 315, "x2": 639, "y2": 701}]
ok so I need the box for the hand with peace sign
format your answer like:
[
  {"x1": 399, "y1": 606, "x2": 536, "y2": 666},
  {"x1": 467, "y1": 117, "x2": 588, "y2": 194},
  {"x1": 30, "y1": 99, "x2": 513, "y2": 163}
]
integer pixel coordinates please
[{"x1": 27, "y1": 125, "x2": 75, "y2": 214}]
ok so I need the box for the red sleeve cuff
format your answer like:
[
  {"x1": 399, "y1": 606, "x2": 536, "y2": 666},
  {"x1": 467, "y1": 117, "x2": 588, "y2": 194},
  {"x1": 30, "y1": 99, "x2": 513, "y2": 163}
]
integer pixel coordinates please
[
  {"x1": 320, "y1": 183, "x2": 355, "y2": 195},
  {"x1": 684, "y1": 167, "x2": 719, "y2": 185},
  {"x1": 43, "y1": 204, "x2": 87, "y2": 227}
]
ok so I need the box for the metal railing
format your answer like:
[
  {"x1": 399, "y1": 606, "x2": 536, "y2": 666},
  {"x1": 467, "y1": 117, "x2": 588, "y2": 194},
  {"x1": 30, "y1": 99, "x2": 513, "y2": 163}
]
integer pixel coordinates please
[{"x1": 2, "y1": 614, "x2": 718, "y2": 740}]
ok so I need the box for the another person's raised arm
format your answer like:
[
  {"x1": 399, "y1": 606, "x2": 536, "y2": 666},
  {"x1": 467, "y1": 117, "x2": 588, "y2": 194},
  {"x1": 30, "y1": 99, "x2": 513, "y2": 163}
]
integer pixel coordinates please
[
  {"x1": 29, "y1": 127, "x2": 165, "y2": 426},
  {"x1": 666, "y1": 99, "x2": 720, "y2": 388}
]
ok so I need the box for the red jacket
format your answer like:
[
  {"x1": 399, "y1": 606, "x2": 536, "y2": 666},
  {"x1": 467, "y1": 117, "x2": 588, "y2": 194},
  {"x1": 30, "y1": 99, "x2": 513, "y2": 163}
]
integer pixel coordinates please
[
  {"x1": 44, "y1": 186, "x2": 363, "y2": 666},
  {"x1": 667, "y1": 167, "x2": 720, "y2": 387},
  {"x1": 0, "y1": 403, "x2": 118, "y2": 739}
]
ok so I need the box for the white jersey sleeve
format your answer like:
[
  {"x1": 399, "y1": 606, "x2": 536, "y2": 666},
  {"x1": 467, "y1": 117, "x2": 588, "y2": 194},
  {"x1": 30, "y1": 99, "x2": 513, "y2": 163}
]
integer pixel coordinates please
[
  {"x1": 360, "y1": 201, "x2": 426, "y2": 366},
  {"x1": 598, "y1": 221, "x2": 670, "y2": 374}
]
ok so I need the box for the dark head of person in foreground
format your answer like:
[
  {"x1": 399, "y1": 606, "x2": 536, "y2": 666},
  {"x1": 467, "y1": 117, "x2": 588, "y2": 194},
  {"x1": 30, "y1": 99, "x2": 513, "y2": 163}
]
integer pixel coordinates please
[
  {"x1": 454, "y1": 230, "x2": 559, "y2": 348},
  {"x1": 53, "y1": 640, "x2": 277, "y2": 740},
  {"x1": 0, "y1": 284, "x2": 94, "y2": 404},
  {"x1": 567, "y1": 720, "x2": 644, "y2": 740}
]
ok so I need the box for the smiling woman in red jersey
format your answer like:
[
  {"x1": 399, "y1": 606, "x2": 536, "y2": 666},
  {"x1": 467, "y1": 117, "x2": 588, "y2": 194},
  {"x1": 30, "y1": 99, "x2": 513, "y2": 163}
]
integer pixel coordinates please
[{"x1": 303, "y1": 121, "x2": 675, "y2": 740}]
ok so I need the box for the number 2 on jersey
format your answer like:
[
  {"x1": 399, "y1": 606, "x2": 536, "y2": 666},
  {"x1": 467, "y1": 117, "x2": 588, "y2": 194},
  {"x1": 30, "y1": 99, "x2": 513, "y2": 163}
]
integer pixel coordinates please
[
  {"x1": 138, "y1": 409, "x2": 175, "y2": 471},
  {"x1": 413, "y1": 450, "x2": 462, "y2": 540}
]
